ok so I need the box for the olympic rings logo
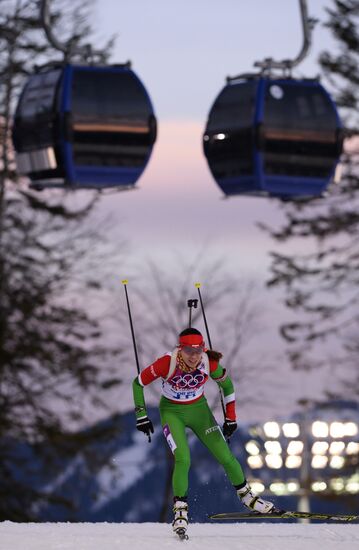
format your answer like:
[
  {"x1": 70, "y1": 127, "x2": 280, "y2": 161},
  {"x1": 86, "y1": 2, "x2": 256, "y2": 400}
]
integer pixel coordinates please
[{"x1": 170, "y1": 373, "x2": 206, "y2": 389}]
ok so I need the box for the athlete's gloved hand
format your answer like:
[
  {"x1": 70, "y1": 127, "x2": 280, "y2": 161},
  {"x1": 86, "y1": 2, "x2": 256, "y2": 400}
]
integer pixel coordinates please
[
  {"x1": 223, "y1": 419, "x2": 237, "y2": 438},
  {"x1": 136, "y1": 416, "x2": 154, "y2": 441}
]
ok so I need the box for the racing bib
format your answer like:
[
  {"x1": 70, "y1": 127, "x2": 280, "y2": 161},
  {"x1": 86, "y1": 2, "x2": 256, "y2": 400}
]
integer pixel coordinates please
[{"x1": 161, "y1": 352, "x2": 209, "y2": 403}]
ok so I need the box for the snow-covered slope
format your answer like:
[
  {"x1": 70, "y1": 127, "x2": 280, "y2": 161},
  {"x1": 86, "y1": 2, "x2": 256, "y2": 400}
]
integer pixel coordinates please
[
  {"x1": 6, "y1": 401, "x2": 358, "y2": 523},
  {"x1": 0, "y1": 522, "x2": 358, "y2": 550}
]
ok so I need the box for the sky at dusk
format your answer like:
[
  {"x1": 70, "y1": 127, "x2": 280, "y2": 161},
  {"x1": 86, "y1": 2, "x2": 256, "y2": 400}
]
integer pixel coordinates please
[
  {"x1": 90, "y1": 0, "x2": 337, "y2": 275},
  {"x1": 73, "y1": 0, "x2": 345, "y2": 420}
]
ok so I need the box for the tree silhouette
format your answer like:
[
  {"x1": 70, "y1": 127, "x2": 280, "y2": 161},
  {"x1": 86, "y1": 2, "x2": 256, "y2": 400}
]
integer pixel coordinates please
[
  {"x1": 262, "y1": 0, "x2": 359, "y2": 397},
  {"x1": 0, "y1": 0, "x2": 123, "y2": 520}
]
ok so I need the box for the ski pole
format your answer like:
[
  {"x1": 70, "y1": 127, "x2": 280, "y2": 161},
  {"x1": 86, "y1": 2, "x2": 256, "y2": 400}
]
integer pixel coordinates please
[
  {"x1": 122, "y1": 279, "x2": 151, "y2": 443},
  {"x1": 195, "y1": 283, "x2": 213, "y2": 348},
  {"x1": 195, "y1": 283, "x2": 228, "y2": 434},
  {"x1": 187, "y1": 299, "x2": 198, "y2": 327},
  {"x1": 122, "y1": 279, "x2": 140, "y2": 375}
]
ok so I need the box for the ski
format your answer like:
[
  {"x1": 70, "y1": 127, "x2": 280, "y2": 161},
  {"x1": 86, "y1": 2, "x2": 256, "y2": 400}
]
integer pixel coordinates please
[
  {"x1": 175, "y1": 528, "x2": 189, "y2": 540},
  {"x1": 210, "y1": 510, "x2": 359, "y2": 522}
]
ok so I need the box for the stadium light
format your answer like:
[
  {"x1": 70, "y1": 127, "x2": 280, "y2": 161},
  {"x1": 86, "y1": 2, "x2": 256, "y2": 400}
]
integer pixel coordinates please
[
  {"x1": 346, "y1": 475, "x2": 359, "y2": 493},
  {"x1": 312, "y1": 481, "x2": 327, "y2": 492},
  {"x1": 312, "y1": 441, "x2": 329, "y2": 455},
  {"x1": 282, "y1": 423, "x2": 300, "y2": 438},
  {"x1": 264, "y1": 441, "x2": 282, "y2": 454},
  {"x1": 263, "y1": 422, "x2": 281, "y2": 438},
  {"x1": 269, "y1": 482, "x2": 286, "y2": 495},
  {"x1": 245, "y1": 440, "x2": 260, "y2": 456},
  {"x1": 346, "y1": 442, "x2": 359, "y2": 455},
  {"x1": 329, "y1": 441, "x2": 345, "y2": 455},
  {"x1": 265, "y1": 454, "x2": 283, "y2": 469},
  {"x1": 330, "y1": 478, "x2": 345, "y2": 492},
  {"x1": 247, "y1": 455, "x2": 264, "y2": 469},
  {"x1": 251, "y1": 481, "x2": 265, "y2": 493},
  {"x1": 312, "y1": 421, "x2": 329, "y2": 437},
  {"x1": 285, "y1": 455, "x2": 302, "y2": 469},
  {"x1": 311, "y1": 455, "x2": 328, "y2": 469},
  {"x1": 344, "y1": 422, "x2": 358, "y2": 437},
  {"x1": 245, "y1": 409, "x2": 358, "y2": 501},
  {"x1": 287, "y1": 440, "x2": 304, "y2": 455},
  {"x1": 329, "y1": 456, "x2": 345, "y2": 469},
  {"x1": 330, "y1": 422, "x2": 346, "y2": 438}
]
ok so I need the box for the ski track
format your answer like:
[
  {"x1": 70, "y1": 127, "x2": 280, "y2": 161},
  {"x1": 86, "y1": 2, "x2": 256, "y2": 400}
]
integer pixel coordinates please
[{"x1": 0, "y1": 522, "x2": 359, "y2": 550}]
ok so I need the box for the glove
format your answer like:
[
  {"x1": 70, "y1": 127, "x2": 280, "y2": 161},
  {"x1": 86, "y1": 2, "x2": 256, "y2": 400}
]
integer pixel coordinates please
[
  {"x1": 136, "y1": 416, "x2": 154, "y2": 438},
  {"x1": 223, "y1": 419, "x2": 237, "y2": 438}
]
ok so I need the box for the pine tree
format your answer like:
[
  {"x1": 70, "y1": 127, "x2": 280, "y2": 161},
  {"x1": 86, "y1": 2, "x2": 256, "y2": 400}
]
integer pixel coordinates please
[
  {"x1": 0, "y1": 0, "x2": 123, "y2": 520},
  {"x1": 262, "y1": 0, "x2": 359, "y2": 397}
]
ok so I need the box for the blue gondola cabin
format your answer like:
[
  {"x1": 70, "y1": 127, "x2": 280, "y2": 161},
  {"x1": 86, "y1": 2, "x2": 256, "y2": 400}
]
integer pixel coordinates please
[
  {"x1": 203, "y1": 77, "x2": 343, "y2": 199},
  {"x1": 12, "y1": 64, "x2": 157, "y2": 190}
]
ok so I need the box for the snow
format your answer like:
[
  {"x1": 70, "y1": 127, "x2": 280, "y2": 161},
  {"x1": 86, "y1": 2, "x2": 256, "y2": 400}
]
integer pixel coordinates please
[
  {"x1": 0, "y1": 522, "x2": 358, "y2": 550},
  {"x1": 93, "y1": 431, "x2": 162, "y2": 511}
]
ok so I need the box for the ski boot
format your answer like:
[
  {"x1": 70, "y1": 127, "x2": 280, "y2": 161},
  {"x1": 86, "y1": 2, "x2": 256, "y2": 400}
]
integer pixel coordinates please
[
  {"x1": 173, "y1": 497, "x2": 189, "y2": 540},
  {"x1": 237, "y1": 482, "x2": 275, "y2": 514}
]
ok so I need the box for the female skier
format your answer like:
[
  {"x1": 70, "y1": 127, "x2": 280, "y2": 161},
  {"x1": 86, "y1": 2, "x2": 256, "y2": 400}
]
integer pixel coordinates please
[{"x1": 132, "y1": 327, "x2": 275, "y2": 536}]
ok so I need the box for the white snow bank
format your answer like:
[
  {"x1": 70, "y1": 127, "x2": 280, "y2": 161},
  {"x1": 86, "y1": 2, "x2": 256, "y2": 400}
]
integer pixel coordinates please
[{"x1": 0, "y1": 522, "x2": 358, "y2": 550}]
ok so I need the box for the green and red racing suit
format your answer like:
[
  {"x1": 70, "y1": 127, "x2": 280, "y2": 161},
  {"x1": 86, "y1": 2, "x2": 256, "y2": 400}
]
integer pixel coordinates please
[{"x1": 132, "y1": 349, "x2": 246, "y2": 497}]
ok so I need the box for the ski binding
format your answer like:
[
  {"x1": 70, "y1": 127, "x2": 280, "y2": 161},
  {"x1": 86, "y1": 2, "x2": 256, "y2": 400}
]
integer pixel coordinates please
[{"x1": 175, "y1": 527, "x2": 189, "y2": 540}]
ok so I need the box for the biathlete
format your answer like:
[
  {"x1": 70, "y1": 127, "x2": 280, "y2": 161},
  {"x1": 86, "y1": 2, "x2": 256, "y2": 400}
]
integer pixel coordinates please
[{"x1": 132, "y1": 327, "x2": 275, "y2": 536}]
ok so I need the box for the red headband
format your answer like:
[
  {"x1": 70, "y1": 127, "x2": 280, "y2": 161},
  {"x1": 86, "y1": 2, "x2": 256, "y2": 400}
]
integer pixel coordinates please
[{"x1": 179, "y1": 334, "x2": 205, "y2": 348}]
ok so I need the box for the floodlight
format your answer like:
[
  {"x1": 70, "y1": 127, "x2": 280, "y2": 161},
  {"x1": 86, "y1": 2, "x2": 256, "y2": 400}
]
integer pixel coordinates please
[
  {"x1": 247, "y1": 455, "x2": 264, "y2": 469},
  {"x1": 287, "y1": 440, "x2": 304, "y2": 455},
  {"x1": 344, "y1": 422, "x2": 358, "y2": 437},
  {"x1": 312, "y1": 481, "x2": 327, "y2": 492},
  {"x1": 264, "y1": 441, "x2": 282, "y2": 454},
  {"x1": 346, "y1": 441, "x2": 359, "y2": 455},
  {"x1": 263, "y1": 421, "x2": 280, "y2": 438},
  {"x1": 245, "y1": 440, "x2": 260, "y2": 456},
  {"x1": 330, "y1": 455, "x2": 345, "y2": 469},
  {"x1": 346, "y1": 476, "x2": 359, "y2": 494},
  {"x1": 330, "y1": 478, "x2": 345, "y2": 492},
  {"x1": 287, "y1": 481, "x2": 300, "y2": 492},
  {"x1": 330, "y1": 422, "x2": 345, "y2": 438},
  {"x1": 270, "y1": 482, "x2": 286, "y2": 495},
  {"x1": 285, "y1": 455, "x2": 302, "y2": 468},
  {"x1": 282, "y1": 423, "x2": 300, "y2": 438},
  {"x1": 312, "y1": 441, "x2": 329, "y2": 455},
  {"x1": 311, "y1": 455, "x2": 328, "y2": 468},
  {"x1": 265, "y1": 454, "x2": 283, "y2": 469},
  {"x1": 329, "y1": 441, "x2": 345, "y2": 455},
  {"x1": 251, "y1": 481, "x2": 265, "y2": 493},
  {"x1": 312, "y1": 421, "x2": 329, "y2": 437}
]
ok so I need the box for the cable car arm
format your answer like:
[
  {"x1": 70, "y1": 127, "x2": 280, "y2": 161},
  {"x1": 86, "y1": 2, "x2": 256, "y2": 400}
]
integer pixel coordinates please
[
  {"x1": 254, "y1": 0, "x2": 315, "y2": 73},
  {"x1": 227, "y1": 0, "x2": 315, "y2": 81}
]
